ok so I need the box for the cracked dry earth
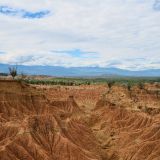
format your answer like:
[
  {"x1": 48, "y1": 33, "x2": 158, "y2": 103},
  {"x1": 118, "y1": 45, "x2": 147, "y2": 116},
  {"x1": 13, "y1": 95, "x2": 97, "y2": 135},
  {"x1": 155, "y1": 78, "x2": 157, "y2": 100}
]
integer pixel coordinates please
[{"x1": 0, "y1": 80, "x2": 160, "y2": 160}]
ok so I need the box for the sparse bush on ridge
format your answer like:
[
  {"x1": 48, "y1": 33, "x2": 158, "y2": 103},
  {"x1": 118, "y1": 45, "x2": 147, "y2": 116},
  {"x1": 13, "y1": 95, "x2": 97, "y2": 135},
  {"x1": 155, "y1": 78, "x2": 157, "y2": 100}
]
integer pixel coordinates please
[
  {"x1": 108, "y1": 81, "x2": 115, "y2": 89},
  {"x1": 9, "y1": 66, "x2": 17, "y2": 79},
  {"x1": 138, "y1": 82, "x2": 144, "y2": 89},
  {"x1": 127, "y1": 83, "x2": 132, "y2": 91},
  {"x1": 20, "y1": 72, "x2": 27, "y2": 80}
]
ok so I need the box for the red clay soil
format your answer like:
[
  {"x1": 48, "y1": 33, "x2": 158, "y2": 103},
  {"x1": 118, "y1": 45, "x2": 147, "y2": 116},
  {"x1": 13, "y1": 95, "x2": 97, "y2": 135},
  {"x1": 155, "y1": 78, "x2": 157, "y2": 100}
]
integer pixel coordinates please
[{"x1": 0, "y1": 80, "x2": 160, "y2": 160}]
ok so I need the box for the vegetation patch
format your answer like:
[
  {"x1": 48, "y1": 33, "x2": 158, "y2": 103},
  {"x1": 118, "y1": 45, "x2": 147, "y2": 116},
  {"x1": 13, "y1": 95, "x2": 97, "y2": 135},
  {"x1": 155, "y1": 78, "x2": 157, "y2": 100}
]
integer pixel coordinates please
[{"x1": 23, "y1": 77, "x2": 160, "y2": 86}]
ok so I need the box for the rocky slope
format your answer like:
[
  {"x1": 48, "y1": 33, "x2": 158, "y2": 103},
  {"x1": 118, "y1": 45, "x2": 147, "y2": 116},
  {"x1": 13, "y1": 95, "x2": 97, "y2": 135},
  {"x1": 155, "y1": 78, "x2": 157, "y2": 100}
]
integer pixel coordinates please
[
  {"x1": 0, "y1": 81, "x2": 106, "y2": 160},
  {"x1": 0, "y1": 80, "x2": 160, "y2": 160}
]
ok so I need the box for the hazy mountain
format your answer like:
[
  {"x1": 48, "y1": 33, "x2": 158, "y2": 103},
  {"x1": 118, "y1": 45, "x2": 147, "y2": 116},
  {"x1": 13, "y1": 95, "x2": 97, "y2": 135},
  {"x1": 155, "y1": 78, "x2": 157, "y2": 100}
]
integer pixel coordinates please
[{"x1": 0, "y1": 63, "x2": 159, "y2": 77}]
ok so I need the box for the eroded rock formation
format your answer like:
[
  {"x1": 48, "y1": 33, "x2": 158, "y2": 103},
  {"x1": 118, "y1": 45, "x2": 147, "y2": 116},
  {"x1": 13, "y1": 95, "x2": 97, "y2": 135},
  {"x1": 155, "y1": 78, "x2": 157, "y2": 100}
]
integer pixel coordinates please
[{"x1": 0, "y1": 81, "x2": 160, "y2": 160}]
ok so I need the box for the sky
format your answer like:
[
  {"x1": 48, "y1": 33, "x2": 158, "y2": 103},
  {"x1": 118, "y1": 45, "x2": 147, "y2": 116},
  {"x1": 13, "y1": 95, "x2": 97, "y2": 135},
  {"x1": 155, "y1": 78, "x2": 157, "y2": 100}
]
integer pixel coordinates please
[{"x1": 0, "y1": 0, "x2": 160, "y2": 71}]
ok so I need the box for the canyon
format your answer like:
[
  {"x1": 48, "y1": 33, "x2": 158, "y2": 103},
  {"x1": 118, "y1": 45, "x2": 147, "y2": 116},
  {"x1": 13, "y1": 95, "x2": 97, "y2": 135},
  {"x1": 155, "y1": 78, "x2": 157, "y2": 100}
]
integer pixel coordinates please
[{"x1": 0, "y1": 80, "x2": 160, "y2": 160}]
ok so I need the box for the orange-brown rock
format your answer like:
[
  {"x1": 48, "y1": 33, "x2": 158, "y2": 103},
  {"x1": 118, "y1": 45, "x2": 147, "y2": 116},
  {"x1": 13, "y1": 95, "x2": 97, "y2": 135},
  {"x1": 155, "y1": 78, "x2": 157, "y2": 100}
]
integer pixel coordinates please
[
  {"x1": 0, "y1": 81, "x2": 106, "y2": 160},
  {"x1": 0, "y1": 80, "x2": 160, "y2": 160}
]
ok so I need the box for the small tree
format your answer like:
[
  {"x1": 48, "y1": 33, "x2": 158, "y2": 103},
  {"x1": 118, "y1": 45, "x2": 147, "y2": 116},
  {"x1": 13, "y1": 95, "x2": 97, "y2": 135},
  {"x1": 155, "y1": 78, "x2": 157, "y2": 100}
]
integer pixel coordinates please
[
  {"x1": 20, "y1": 72, "x2": 27, "y2": 80},
  {"x1": 9, "y1": 66, "x2": 17, "y2": 79},
  {"x1": 127, "y1": 83, "x2": 132, "y2": 98},
  {"x1": 108, "y1": 81, "x2": 115, "y2": 89},
  {"x1": 138, "y1": 82, "x2": 144, "y2": 90},
  {"x1": 127, "y1": 83, "x2": 132, "y2": 91}
]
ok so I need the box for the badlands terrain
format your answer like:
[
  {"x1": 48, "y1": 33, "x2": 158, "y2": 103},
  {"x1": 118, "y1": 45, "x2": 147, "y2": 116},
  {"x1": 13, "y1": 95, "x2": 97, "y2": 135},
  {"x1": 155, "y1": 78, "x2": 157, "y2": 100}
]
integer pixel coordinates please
[{"x1": 0, "y1": 80, "x2": 160, "y2": 160}]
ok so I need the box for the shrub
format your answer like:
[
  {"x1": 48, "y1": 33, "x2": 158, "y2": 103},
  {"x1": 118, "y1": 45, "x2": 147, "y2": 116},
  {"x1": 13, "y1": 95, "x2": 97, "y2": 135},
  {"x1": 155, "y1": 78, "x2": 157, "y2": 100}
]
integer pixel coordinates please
[
  {"x1": 9, "y1": 66, "x2": 17, "y2": 79},
  {"x1": 127, "y1": 83, "x2": 132, "y2": 91},
  {"x1": 138, "y1": 82, "x2": 144, "y2": 89},
  {"x1": 20, "y1": 72, "x2": 27, "y2": 80},
  {"x1": 108, "y1": 81, "x2": 115, "y2": 89}
]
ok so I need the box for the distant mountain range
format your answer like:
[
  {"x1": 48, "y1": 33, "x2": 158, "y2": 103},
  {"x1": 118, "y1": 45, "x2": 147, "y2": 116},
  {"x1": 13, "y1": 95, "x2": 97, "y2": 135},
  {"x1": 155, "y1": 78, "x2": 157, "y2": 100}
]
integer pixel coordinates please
[{"x1": 0, "y1": 63, "x2": 159, "y2": 77}]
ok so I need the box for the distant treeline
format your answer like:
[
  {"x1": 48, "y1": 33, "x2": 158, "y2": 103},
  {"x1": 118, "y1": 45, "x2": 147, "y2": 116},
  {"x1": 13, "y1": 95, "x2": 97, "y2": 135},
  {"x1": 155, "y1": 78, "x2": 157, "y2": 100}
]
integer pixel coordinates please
[
  {"x1": 24, "y1": 77, "x2": 160, "y2": 86},
  {"x1": 0, "y1": 73, "x2": 8, "y2": 76}
]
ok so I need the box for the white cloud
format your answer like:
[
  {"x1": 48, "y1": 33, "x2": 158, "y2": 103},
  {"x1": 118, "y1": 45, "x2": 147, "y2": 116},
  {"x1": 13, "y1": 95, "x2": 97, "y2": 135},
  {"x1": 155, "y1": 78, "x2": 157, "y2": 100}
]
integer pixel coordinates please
[{"x1": 0, "y1": 0, "x2": 160, "y2": 70}]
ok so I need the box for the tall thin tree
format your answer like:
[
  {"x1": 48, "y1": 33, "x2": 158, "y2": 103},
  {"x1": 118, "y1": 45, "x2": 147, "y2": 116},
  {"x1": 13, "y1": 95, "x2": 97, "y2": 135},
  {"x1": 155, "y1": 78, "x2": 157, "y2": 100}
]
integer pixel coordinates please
[{"x1": 9, "y1": 66, "x2": 17, "y2": 79}]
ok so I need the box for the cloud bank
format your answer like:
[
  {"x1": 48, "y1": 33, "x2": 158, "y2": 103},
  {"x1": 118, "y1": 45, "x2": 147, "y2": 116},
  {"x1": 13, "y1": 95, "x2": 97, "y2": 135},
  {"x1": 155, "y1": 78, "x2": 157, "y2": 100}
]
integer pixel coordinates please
[{"x1": 0, "y1": 0, "x2": 159, "y2": 70}]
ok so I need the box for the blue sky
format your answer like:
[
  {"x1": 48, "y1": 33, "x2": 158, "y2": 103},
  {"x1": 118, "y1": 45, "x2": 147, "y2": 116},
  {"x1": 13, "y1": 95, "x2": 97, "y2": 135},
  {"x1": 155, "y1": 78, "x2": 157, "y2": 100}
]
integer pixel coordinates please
[
  {"x1": 0, "y1": 6, "x2": 50, "y2": 18},
  {"x1": 0, "y1": 0, "x2": 159, "y2": 70}
]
